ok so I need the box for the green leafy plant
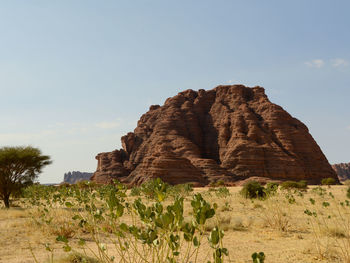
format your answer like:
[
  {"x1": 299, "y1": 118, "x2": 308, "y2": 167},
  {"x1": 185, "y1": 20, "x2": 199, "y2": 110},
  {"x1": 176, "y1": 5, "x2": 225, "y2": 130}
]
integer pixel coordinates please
[{"x1": 140, "y1": 177, "x2": 170, "y2": 200}]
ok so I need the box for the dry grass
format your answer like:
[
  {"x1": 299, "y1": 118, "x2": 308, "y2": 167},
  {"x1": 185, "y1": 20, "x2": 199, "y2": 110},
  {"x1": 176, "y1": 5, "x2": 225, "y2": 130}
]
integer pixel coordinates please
[
  {"x1": 1, "y1": 185, "x2": 350, "y2": 262},
  {"x1": 261, "y1": 197, "x2": 290, "y2": 232}
]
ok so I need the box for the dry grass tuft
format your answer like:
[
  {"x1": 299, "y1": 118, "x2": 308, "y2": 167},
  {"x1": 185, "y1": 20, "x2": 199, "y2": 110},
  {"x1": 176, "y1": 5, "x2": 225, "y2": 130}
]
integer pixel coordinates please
[{"x1": 261, "y1": 200, "x2": 290, "y2": 232}]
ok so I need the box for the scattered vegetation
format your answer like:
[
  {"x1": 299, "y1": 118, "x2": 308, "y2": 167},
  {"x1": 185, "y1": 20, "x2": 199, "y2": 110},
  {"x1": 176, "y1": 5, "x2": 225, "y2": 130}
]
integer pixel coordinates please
[
  {"x1": 321, "y1": 177, "x2": 337, "y2": 186},
  {"x1": 20, "y1": 178, "x2": 228, "y2": 263},
  {"x1": 3, "y1": 178, "x2": 350, "y2": 262}
]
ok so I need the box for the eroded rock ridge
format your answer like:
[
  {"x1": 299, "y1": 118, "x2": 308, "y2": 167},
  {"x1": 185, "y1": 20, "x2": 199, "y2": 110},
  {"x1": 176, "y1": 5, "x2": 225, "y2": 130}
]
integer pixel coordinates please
[
  {"x1": 64, "y1": 171, "x2": 93, "y2": 184},
  {"x1": 332, "y1": 163, "x2": 350, "y2": 182},
  {"x1": 91, "y1": 85, "x2": 337, "y2": 185}
]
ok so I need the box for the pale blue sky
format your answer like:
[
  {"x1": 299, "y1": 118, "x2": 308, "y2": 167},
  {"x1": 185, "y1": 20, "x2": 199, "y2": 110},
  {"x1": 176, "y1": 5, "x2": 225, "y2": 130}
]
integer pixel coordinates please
[{"x1": 0, "y1": 1, "x2": 349, "y2": 183}]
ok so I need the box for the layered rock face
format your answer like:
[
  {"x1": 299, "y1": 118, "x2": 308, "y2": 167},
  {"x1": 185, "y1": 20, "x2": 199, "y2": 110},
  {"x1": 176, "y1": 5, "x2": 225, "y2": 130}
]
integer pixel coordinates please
[
  {"x1": 332, "y1": 163, "x2": 350, "y2": 182},
  {"x1": 63, "y1": 171, "x2": 93, "y2": 184},
  {"x1": 91, "y1": 85, "x2": 337, "y2": 185}
]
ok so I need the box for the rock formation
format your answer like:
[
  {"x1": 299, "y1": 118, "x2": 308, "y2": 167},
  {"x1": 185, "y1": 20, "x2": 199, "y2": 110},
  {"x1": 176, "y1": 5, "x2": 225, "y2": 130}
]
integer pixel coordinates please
[
  {"x1": 63, "y1": 171, "x2": 93, "y2": 184},
  {"x1": 91, "y1": 85, "x2": 337, "y2": 185},
  {"x1": 332, "y1": 163, "x2": 350, "y2": 182}
]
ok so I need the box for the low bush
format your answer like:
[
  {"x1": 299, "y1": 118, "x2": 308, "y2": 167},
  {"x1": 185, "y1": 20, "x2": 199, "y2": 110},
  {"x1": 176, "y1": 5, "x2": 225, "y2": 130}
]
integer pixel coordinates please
[
  {"x1": 321, "y1": 177, "x2": 337, "y2": 186},
  {"x1": 133, "y1": 179, "x2": 193, "y2": 199},
  {"x1": 140, "y1": 177, "x2": 170, "y2": 199},
  {"x1": 209, "y1": 180, "x2": 225, "y2": 187},
  {"x1": 280, "y1": 180, "x2": 307, "y2": 190},
  {"x1": 75, "y1": 180, "x2": 98, "y2": 189},
  {"x1": 240, "y1": 181, "x2": 266, "y2": 199},
  {"x1": 130, "y1": 186, "x2": 141, "y2": 196},
  {"x1": 168, "y1": 183, "x2": 194, "y2": 198},
  {"x1": 209, "y1": 186, "x2": 231, "y2": 198},
  {"x1": 264, "y1": 182, "x2": 279, "y2": 196},
  {"x1": 347, "y1": 187, "x2": 350, "y2": 199},
  {"x1": 252, "y1": 252, "x2": 265, "y2": 263}
]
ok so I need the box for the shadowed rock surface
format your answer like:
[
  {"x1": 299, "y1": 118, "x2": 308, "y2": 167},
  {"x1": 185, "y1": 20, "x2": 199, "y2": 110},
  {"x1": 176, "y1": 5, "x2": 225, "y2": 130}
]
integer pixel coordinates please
[
  {"x1": 63, "y1": 171, "x2": 93, "y2": 184},
  {"x1": 91, "y1": 85, "x2": 337, "y2": 185},
  {"x1": 332, "y1": 163, "x2": 350, "y2": 182}
]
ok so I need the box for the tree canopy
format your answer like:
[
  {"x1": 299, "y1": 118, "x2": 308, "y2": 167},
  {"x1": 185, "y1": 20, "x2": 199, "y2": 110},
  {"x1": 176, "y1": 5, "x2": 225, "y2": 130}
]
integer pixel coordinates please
[{"x1": 0, "y1": 146, "x2": 51, "y2": 208}]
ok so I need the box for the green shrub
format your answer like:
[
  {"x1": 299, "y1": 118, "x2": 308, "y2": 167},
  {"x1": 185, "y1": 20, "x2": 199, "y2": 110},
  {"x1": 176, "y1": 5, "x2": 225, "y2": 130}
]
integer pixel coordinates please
[
  {"x1": 214, "y1": 187, "x2": 231, "y2": 198},
  {"x1": 209, "y1": 180, "x2": 225, "y2": 188},
  {"x1": 280, "y1": 180, "x2": 307, "y2": 190},
  {"x1": 347, "y1": 187, "x2": 350, "y2": 199},
  {"x1": 240, "y1": 181, "x2": 266, "y2": 199},
  {"x1": 264, "y1": 182, "x2": 279, "y2": 196},
  {"x1": 130, "y1": 186, "x2": 141, "y2": 196},
  {"x1": 321, "y1": 177, "x2": 337, "y2": 185},
  {"x1": 134, "y1": 179, "x2": 194, "y2": 199},
  {"x1": 299, "y1": 180, "x2": 308, "y2": 188},
  {"x1": 140, "y1": 177, "x2": 170, "y2": 200},
  {"x1": 252, "y1": 252, "x2": 265, "y2": 263},
  {"x1": 168, "y1": 183, "x2": 194, "y2": 198}
]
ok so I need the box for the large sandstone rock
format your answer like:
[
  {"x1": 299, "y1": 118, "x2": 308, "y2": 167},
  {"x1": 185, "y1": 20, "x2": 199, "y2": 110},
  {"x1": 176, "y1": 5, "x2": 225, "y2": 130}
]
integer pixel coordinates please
[
  {"x1": 91, "y1": 85, "x2": 337, "y2": 185},
  {"x1": 63, "y1": 171, "x2": 93, "y2": 184},
  {"x1": 332, "y1": 163, "x2": 350, "y2": 182}
]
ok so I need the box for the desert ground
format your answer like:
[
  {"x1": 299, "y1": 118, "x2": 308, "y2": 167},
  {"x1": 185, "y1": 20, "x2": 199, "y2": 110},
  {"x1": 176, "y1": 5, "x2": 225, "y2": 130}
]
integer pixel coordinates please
[{"x1": 1, "y1": 184, "x2": 349, "y2": 263}]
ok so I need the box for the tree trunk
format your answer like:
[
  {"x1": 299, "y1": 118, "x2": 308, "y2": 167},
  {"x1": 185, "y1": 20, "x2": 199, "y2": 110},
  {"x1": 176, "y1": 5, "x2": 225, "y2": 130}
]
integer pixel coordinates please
[{"x1": 3, "y1": 195, "x2": 10, "y2": 208}]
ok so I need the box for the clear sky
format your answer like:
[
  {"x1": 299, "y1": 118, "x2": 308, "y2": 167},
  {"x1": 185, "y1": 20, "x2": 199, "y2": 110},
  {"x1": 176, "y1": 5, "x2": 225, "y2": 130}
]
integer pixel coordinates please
[{"x1": 1, "y1": 1, "x2": 349, "y2": 183}]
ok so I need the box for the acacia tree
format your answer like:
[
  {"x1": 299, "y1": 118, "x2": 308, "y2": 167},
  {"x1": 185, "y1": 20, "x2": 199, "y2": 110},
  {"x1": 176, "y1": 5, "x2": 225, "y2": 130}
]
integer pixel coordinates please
[{"x1": 0, "y1": 146, "x2": 51, "y2": 208}]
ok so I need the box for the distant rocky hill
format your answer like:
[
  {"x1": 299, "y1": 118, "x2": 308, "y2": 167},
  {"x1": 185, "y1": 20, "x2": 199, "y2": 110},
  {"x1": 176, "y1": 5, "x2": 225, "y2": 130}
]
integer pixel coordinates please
[
  {"x1": 332, "y1": 163, "x2": 350, "y2": 182},
  {"x1": 91, "y1": 85, "x2": 337, "y2": 186},
  {"x1": 63, "y1": 171, "x2": 93, "y2": 184}
]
